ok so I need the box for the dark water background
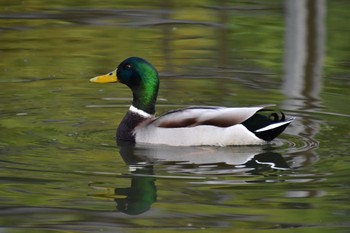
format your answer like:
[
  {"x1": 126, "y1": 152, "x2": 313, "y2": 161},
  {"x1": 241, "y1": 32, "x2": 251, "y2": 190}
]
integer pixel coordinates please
[{"x1": 0, "y1": 1, "x2": 349, "y2": 232}]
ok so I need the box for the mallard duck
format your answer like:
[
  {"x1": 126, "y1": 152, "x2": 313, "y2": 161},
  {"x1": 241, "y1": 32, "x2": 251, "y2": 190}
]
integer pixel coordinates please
[{"x1": 90, "y1": 57, "x2": 293, "y2": 146}]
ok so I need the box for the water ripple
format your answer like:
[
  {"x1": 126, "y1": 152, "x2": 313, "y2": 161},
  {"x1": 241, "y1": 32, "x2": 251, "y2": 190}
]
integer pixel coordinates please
[{"x1": 273, "y1": 134, "x2": 319, "y2": 154}]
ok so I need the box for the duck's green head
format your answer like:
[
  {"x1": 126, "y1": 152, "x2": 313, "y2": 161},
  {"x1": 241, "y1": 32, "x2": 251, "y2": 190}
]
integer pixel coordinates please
[{"x1": 90, "y1": 57, "x2": 159, "y2": 114}]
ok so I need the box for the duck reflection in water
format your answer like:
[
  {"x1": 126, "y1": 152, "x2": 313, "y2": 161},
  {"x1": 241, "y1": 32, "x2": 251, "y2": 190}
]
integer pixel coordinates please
[
  {"x1": 115, "y1": 140, "x2": 289, "y2": 215},
  {"x1": 115, "y1": 165, "x2": 156, "y2": 215}
]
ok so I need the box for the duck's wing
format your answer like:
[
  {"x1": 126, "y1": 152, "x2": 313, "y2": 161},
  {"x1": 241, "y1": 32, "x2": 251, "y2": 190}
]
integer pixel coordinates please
[{"x1": 152, "y1": 106, "x2": 271, "y2": 128}]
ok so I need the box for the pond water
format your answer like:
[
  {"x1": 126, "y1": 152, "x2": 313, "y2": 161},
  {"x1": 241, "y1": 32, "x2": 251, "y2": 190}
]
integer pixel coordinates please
[{"x1": 1, "y1": 1, "x2": 350, "y2": 232}]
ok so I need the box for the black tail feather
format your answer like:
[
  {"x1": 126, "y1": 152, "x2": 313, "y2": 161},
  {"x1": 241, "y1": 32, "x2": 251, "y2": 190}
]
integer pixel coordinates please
[
  {"x1": 254, "y1": 121, "x2": 291, "y2": 141},
  {"x1": 242, "y1": 110, "x2": 292, "y2": 141}
]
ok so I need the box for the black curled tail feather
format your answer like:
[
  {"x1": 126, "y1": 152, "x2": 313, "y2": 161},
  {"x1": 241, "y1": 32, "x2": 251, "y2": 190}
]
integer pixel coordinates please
[
  {"x1": 241, "y1": 110, "x2": 285, "y2": 132},
  {"x1": 242, "y1": 110, "x2": 292, "y2": 141}
]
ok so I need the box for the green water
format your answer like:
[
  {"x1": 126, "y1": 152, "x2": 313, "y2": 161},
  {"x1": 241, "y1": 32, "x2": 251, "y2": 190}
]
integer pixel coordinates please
[{"x1": 1, "y1": 1, "x2": 350, "y2": 232}]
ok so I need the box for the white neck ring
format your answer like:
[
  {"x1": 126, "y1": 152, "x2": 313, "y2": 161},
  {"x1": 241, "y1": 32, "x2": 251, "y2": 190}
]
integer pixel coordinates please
[{"x1": 129, "y1": 105, "x2": 152, "y2": 118}]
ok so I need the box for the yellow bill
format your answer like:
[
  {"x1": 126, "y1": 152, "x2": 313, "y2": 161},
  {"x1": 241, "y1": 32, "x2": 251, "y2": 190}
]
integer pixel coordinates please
[{"x1": 90, "y1": 70, "x2": 118, "y2": 83}]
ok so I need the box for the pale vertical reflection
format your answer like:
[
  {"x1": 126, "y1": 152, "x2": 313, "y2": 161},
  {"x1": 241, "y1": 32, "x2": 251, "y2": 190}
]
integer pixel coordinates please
[
  {"x1": 282, "y1": 0, "x2": 326, "y2": 168},
  {"x1": 283, "y1": 0, "x2": 308, "y2": 100},
  {"x1": 283, "y1": 0, "x2": 326, "y2": 107}
]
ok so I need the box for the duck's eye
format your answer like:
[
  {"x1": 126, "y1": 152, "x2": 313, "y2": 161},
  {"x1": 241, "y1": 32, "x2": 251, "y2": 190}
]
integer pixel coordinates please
[{"x1": 124, "y1": 64, "x2": 132, "y2": 69}]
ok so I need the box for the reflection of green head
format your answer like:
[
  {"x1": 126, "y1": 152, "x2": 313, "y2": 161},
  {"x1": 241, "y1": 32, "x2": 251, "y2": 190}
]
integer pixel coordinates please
[
  {"x1": 116, "y1": 57, "x2": 159, "y2": 114},
  {"x1": 115, "y1": 167, "x2": 157, "y2": 215}
]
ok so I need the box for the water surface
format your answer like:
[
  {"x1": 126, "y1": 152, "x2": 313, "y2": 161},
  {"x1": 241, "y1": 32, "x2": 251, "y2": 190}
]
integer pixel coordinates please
[{"x1": 0, "y1": 1, "x2": 350, "y2": 232}]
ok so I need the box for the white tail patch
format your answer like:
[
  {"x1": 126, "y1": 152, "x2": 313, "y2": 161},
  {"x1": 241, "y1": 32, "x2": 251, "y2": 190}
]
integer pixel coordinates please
[{"x1": 255, "y1": 119, "x2": 294, "y2": 133}]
